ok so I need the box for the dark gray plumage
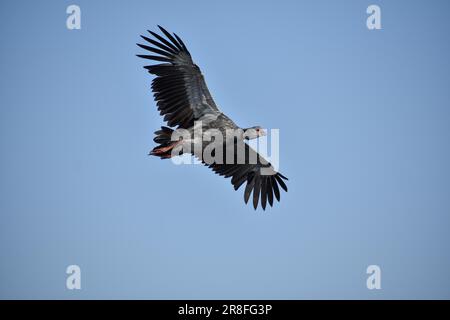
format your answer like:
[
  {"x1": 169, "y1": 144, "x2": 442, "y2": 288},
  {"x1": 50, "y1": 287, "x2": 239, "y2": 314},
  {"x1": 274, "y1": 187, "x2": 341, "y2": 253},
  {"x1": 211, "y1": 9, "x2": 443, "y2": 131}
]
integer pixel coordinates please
[{"x1": 137, "y1": 26, "x2": 288, "y2": 210}]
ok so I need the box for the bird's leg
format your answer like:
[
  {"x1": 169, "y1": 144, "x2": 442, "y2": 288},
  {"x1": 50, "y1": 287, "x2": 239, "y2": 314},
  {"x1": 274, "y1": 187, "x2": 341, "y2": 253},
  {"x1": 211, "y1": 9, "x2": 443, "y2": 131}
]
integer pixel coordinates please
[
  {"x1": 152, "y1": 144, "x2": 175, "y2": 154},
  {"x1": 150, "y1": 140, "x2": 183, "y2": 157}
]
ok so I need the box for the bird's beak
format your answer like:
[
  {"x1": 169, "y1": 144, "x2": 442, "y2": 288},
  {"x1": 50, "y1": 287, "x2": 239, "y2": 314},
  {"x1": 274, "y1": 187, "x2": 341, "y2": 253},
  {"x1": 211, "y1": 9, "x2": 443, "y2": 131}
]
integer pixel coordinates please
[{"x1": 259, "y1": 129, "x2": 267, "y2": 137}]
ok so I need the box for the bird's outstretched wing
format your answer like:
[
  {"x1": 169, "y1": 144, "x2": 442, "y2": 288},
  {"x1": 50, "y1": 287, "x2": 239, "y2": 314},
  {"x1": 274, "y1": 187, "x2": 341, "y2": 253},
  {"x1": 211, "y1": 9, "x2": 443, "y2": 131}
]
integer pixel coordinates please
[
  {"x1": 203, "y1": 142, "x2": 288, "y2": 210},
  {"x1": 137, "y1": 26, "x2": 220, "y2": 129}
]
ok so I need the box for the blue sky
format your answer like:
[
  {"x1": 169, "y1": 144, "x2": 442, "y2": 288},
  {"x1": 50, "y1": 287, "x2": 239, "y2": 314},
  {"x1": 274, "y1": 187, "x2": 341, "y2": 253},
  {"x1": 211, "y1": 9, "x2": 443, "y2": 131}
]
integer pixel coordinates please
[{"x1": 1, "y1": 0, "x2": 450, "y2": 299}]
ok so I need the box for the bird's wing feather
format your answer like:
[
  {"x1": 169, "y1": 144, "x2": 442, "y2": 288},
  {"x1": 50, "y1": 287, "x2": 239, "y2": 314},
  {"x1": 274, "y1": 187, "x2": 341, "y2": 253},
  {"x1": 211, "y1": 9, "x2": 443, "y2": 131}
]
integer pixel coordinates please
[
  {"x1": 202, "y1": 141, "x2": 288, "y2": 210},
  {"x1": 137, "y1": 26, "x2": 220, "y2": 128}
]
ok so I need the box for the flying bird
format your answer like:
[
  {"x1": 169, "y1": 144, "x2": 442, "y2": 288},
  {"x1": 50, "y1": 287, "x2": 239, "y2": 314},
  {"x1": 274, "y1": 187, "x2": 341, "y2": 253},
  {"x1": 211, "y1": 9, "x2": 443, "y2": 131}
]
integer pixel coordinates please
[{"x1": 137, "y1": 26, "x2": 288, "y2": 210}]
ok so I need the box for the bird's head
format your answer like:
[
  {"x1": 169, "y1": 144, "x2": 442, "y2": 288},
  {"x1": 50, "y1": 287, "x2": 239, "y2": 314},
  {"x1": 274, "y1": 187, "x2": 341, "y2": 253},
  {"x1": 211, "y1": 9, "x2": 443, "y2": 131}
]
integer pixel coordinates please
[{"x1": 243, "y1": 126, "x2": 266, "y2": 140}]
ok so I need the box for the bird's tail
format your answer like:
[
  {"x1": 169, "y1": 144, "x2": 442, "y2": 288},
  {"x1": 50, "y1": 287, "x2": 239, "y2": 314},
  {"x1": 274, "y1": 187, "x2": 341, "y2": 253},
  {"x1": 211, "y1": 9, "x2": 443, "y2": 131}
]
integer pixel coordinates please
[{"x1": 149, "y1": 126, "x2": 182, "y2": 159}]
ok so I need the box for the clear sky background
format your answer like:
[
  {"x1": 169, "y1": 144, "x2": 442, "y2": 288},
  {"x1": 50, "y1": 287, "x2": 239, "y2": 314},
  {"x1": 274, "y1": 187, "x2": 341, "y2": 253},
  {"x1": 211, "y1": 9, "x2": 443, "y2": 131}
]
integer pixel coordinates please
[{"x1": 1, "y1": 0, "x2": 449, "y2": 299}]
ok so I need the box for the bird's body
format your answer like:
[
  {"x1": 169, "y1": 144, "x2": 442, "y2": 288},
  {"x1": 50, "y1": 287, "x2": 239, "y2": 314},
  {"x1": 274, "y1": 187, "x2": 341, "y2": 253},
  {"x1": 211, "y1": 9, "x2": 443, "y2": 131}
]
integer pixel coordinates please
[{"x1": 137, "y1": 26, "x2": 288, "y2": 209}]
